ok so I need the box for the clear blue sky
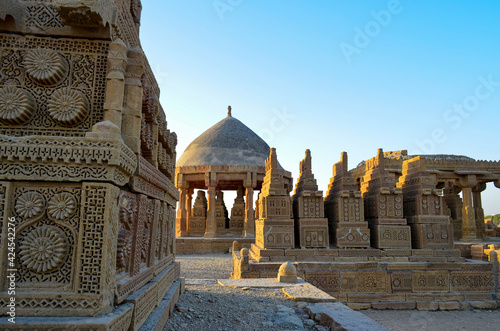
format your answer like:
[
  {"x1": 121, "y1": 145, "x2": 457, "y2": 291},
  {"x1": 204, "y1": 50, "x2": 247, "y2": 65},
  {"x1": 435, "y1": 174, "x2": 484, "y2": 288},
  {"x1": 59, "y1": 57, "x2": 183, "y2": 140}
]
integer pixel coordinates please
[{"x1": 140, "y1": 0, "x2": 500, "y2": 215}]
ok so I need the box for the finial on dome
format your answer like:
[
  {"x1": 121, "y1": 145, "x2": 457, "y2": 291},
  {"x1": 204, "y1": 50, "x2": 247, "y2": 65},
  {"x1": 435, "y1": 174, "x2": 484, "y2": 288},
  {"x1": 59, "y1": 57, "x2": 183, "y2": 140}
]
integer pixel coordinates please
[{"x1": 228, "y1": 105, "x2": 232, "y2": 117}]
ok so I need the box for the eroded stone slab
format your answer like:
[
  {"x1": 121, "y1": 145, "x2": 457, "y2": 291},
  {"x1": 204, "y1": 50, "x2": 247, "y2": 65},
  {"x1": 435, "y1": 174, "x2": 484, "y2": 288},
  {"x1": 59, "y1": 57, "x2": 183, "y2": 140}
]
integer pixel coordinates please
[{"x1": 305, "y1": 302, "x2": 390, "y2": 331}]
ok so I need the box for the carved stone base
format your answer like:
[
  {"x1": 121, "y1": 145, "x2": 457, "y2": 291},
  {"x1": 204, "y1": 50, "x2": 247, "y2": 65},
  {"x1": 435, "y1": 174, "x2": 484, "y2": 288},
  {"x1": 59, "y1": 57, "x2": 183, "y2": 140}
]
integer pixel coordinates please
[
  {"x1": 370, "y1": 225, "x2": 411, "y2": 249},
  {"x1": 410, "y1": 223, "x2": 454, "y2": 249},
  {"x1": 0, "y1": 263, "x2": 183, "y2": 331},
  {"x1": 188, "y1": 216, "x2": 206, "y2": 236},
  {"x1": 334, "y1": 225, "x2": 370, "y2": 248},
  {"x1": 298, "y1": 218, "x2": 329, "y2": 249},
  {"x1": 255, "y1": 219, "x2": 295, "y2": 249}
]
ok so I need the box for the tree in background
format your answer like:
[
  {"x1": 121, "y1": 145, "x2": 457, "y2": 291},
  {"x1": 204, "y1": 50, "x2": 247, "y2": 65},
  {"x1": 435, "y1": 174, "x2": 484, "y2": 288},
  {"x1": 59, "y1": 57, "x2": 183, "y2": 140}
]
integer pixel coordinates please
[{"x1": 486, "y1": 214, "x2": 500, "y2": 226}]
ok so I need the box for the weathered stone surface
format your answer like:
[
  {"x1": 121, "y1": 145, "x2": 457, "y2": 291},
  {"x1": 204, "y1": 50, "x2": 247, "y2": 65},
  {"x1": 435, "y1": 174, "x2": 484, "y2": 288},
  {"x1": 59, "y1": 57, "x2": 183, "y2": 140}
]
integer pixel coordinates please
[
  {"x1": 0, "y1": 1, "x2": 181, "y2": 329},
  {"x1": 412, "y1": 271, "x2": 450, "y2": 293},
  {"x1": 438, "y1": 301, "x2": 460, "y2": 310},
  {"x1": 416, "y1": 301, "x2": 439, "y2": 311},
  {"x1": 305, "y1": 302, "x2": 390, "y2": 331},
  {"x1": 372, "y1": 301, "x2": 416, "y2": 310},
  {"x1": 469, "y1": 301, "x2": 498, "y2": 310}
]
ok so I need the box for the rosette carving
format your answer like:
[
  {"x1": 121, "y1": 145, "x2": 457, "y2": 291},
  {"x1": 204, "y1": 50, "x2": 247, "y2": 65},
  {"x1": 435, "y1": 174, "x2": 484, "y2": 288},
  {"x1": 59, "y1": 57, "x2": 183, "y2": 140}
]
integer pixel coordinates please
[
  {"x1": 47, "y1": 192, "x2": 77, "y2": 220},
  {"x1": 47, "y1": 88, "x2": 89, "y2": 125},
  {"x1": 0, "y1": 86, "x2": 36, "y2": 125},
  {"x1": 24, "y1": 49, "x2": 68, "y2": 86},
  {"x1": 20, "y1": 226, "x2": 68, "y2": 273},
  {"x1": 15, "y1": 192, "x2": 45, "y2": 219}
]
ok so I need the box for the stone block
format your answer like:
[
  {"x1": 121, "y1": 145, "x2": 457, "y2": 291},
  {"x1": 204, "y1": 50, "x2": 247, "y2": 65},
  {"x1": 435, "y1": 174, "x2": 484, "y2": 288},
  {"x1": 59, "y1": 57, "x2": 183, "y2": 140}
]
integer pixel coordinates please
[
  {"x1": 298, "y1": 218, "x2": 329, "y2": 249},
  {"x1": 433, "y1": 249, "x2": 461, "y2": 257},
  {"x1": 305, "y1": 302, "x2": 390, "y2": 331},
  {"x1": 335, "y1": 227, "x2": 370, "y2": 248},
  {"x1": 410, "y1": 223, "x2": 454, "y2": 249},
  {"x1": 427, "y1": 262, "x2": 462, "y2": 270},
  {"x1": 372, "y1": 301, "x2": 416, "y2": 310},
  {"x1": 433, "y1": 294, "x2": 464, "y2": 302},
  {"x1": 371, "y1": 225, "x2": 412, "y2": 249},
  {"x1": 438, "y1": 301, "x2": 460, "y2": 310},
  {"x1": 338, "y1": 249, "x2": 381, "y2": 257},
  {"x1": 416, "y1": 301, "x2": 439, "y2": 311},
  {"x1": 304, "y1": 271, "x2": 340, "y2": 294},
  {"x1": 412, "y1": 271, "x2": 450, "y2": 293},
  {"x1": 406, "y1": 294, "x2": 434, "y2": 301},
  {"x1": 346, "y1": 303, "x2": 372, "y2": 310},
  {"x1": 450, "y1": 271, "x2": 495, "y2": 293},
  {"x1": 385, "y1": 249, "x2": 412, "y2": 257},
  {"x1": 465, "y1": 293, "x2": 494, "y2": 301},
  {"x1": 341, "y1": 271, "x2": 388, "y2": 293},
  {"x1": 390, "y1": 272, "x2": 413, "y2": 293},
  {"x1": 355, "y1": 262, "x2": 380, "y2": 271},
  {"x1": 469, "y1": 301, "x2": 498, "y2": 310},
  {"x1": 387, "y1": 262, "x2": 426, "y2": 270}
]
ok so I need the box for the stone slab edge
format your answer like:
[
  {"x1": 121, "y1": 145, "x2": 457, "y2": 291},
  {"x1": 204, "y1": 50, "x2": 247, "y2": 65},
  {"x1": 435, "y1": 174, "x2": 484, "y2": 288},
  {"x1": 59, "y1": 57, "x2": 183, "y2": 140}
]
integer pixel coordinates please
[
  {"x1": 139, "y1": 278, "x2": 184, "y2": 331},
  {"x1": 305, "y1": 302, "x2": 390, "y2": 331},
  {"x1": 218, "y1": 278, "x2": 306, "y2": 288},
  {"x1": 282, "y1": 283, "x2": 337, "y2": 303},
  {"x1": 0, "y1": 302, "x2": 134, "y2": 330}
]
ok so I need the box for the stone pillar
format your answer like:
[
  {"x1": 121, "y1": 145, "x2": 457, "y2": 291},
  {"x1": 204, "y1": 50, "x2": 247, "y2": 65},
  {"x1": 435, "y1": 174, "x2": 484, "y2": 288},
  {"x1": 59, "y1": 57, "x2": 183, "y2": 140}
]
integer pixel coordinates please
[
  {"x1": 473, "y1": 182, "x2": 487, "y2": 240},
  {"x1": 243, "y1": 171, "x2": 257, "y2": 238},
  {"x1": 443, "y1": 183, "x2": 463, "y2": 240},
  {"x1": 122, "y1": 46, "x2": 144, "y2": 153},
  {"x1": 243, "y1": 186, "x2": 255, "y2": 238},
  {"x1": 103, "y1": 39, "x2": 127, "y2": 129},
  {"x1": 205, "y1": 186, "x2": 217, "y2": 237},
  {"x1": 204, "y1": 172, "x2": 218, "y2": 237},
  {"x1": 458, "y1": 175, "x2": 479, "y2": 242},
  {"x1": 186, "y1": 187, "x2": 194, "y2": 235},
  {"x1": 176, "y1": 186, "x2": 188, "y2": 237}
]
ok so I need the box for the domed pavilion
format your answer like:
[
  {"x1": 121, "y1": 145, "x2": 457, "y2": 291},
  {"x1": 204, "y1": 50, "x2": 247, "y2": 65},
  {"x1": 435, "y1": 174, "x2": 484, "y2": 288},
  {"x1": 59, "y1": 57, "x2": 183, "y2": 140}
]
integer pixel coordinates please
[{"x1": 175, "y1": 106, "x2": 293, "y2": 239}]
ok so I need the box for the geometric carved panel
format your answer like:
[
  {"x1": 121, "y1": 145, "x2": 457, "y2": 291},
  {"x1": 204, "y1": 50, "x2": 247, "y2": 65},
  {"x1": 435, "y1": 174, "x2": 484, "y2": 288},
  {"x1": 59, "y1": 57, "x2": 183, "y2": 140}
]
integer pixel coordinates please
[
  {"x1": 412, "y1": 271, "x2": 449, "y2": 293},
  {"x1": 390, "y1": 272, "x2": 413, "y2": 293},
  {"x1": 305, "y1": 271, "x2": 339, "y2": 295},
  {"x1": 450, "y1": 271, "x2": 495, "y2": 293},
  {"x1": 0, "y1": 34, "x2": 108, "y2": 137},
  {"x1": 341, "y1": 271, "x2": 387, "y2": 293}
]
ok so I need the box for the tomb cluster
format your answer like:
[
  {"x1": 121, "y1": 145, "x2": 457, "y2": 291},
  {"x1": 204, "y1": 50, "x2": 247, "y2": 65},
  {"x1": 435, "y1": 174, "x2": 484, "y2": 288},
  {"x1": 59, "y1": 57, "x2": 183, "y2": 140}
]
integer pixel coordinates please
[{"x1": 231, "y1": 147, "x2": 500, "y2": 309}]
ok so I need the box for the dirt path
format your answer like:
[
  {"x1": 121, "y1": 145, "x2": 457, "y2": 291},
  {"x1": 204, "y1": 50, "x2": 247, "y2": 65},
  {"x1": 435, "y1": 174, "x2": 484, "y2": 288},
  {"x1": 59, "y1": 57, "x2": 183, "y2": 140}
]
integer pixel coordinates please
[{"x1": 166, "y1": 254, "x2": 500, "y2": 331}]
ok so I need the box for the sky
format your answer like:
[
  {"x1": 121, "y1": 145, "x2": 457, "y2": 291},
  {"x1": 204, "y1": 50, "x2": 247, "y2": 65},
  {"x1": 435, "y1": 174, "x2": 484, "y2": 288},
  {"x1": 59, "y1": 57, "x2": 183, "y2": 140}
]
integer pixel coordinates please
[{"x1": 140, "y1": 0, "x2": 500, "y2": 215}]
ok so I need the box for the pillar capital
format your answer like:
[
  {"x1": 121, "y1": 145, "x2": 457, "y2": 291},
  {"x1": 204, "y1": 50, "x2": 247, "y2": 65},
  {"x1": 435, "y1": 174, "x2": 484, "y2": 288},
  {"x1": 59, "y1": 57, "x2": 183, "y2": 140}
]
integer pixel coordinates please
[
  {"x1": 457, "y1": 174, "x2": 478, "y2": 189},
  {"x1": 243, "y1": 171, "x2": 257, "y2": 189},
  {"x1": 205, "y1": 172, "x2": 218, "y2": 188},
  {"x1": 473, "y1": 182, "x2": 487, "y2": 193},
  {"x1": 176, "y1": 173, "x2": 189, "y2": 189}
]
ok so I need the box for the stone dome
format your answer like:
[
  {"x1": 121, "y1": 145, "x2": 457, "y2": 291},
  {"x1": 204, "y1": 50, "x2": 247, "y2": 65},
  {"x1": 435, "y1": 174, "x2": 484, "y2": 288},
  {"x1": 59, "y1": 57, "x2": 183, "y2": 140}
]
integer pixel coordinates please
[{"x1": 177, "y1": 114, "x2": 282, "y2": 168}]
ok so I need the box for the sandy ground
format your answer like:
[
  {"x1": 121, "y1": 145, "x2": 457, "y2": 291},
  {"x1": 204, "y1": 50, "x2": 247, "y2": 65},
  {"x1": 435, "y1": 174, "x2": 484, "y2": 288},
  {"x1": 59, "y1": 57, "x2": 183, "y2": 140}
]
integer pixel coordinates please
[{"x1": 168, "y1": 253, "x2": 500, "y2": 331}]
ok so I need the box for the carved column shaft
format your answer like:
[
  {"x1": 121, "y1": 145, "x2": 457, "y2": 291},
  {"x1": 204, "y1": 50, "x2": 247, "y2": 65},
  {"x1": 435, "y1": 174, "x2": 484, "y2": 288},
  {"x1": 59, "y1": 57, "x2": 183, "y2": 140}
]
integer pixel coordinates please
[
  {"x1": 458, "y1": 175, "x2": 480, "y2": 241},
  {"x1": 461, "y1": 187, "x2": 477, "y2": 240},
  {"x1": 204, "y1": 186, "x2": 217, "y2": 237},
  {"x1": 243, "y1": 187, "x2": 255, "y2": 238},
  {"x1": 176, "y1": 187, "x2": 188, "y2": 237},
  {"x1": 473, "y1": 183, "x2": 487, "y2": 239},
  {"x1": 122, "y1": 46, "x2": 144, "y2": 153},
  {"x1": 186, "y1": 188, "x2": 193, "y2": 234},
  {"x1": 103, "y1": 39, "x2": 127, "y2": 128}
]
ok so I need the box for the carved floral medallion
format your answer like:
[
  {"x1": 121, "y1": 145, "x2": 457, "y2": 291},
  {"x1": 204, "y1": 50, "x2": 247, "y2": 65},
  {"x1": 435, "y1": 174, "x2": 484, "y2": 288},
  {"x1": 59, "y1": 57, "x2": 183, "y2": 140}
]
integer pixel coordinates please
[
  {"x1": 47, "y1": 88, "x2": 89, "y2": 126},
  {"x1": 47, "y1": 192, "x2": 77, "y2": 220},
  {"x1": 19, "y1": 226, "x2": 68, "y2": 273},
  {"x1": 24, "y1": 48, "x2": 68, "y2": 86},
  {"x1": 0, "y1": 86, "x2": 36, "y2": 125},
  {"x1": 15, "y1": 192, "x2": 45, "y2": 219}
]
